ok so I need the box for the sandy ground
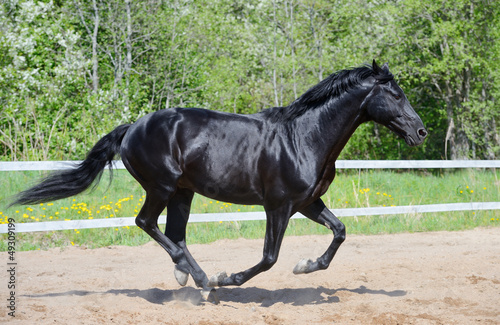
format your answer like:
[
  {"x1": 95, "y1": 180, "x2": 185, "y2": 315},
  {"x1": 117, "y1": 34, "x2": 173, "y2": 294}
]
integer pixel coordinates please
[{"x1": 2, "y1": 227, "x2": 500, "y2": 324}]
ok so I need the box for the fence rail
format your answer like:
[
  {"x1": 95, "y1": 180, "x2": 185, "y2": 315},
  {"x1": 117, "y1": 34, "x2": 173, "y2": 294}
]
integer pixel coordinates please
[
  {"x1": 1, "y1": 160, "x2": 500, "y2": 171},
  {"x1": 1, "y1": 202, "x2": 499, "y2": 234},
  {"x1": 1, "y1": 160, "x2": 499, "y2": 234}
]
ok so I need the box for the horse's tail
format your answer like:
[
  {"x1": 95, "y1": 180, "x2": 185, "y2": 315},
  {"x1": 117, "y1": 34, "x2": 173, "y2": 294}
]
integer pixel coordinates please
[{"x1": 10, "y1": 124, "x2": 131, "y2": 206}]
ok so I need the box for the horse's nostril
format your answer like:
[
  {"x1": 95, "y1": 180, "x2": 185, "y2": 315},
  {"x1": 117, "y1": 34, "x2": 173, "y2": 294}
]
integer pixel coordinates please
[{"x1": 418, "y1": 128, "x2": 428, "y2": 138}]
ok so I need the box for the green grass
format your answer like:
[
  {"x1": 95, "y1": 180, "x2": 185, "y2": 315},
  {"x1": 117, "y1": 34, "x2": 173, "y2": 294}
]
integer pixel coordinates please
[{"x1": 1, "y1": 168, "x2": 499, "y2": 251}]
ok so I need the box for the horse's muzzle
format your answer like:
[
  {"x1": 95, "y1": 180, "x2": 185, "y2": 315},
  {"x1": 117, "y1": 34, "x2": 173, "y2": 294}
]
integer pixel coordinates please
[{"x1": 406, "y1": 127, "x2": 428, "y2": 147}]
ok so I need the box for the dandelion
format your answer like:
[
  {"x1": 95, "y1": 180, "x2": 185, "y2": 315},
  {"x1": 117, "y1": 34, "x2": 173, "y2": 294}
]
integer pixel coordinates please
[{"x1": 71, "y1": 242, "x2": 75, "y2": 246}]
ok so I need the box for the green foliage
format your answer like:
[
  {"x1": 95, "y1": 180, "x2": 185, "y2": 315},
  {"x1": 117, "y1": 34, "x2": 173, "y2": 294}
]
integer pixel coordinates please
[{"x1": 0, "y1": 0, "x2": 499, "y2": 161}]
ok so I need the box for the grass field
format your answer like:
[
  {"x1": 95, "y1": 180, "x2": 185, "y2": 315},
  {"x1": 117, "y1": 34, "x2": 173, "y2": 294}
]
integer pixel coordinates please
[{"x1": 1, "y1": 168, "x2": 499, "y2": 251}]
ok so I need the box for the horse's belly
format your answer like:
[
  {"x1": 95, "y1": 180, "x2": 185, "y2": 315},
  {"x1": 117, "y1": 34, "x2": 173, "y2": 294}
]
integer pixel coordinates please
[{"x1": 182, "y1": 177, "x2": 264, "y2": 205}]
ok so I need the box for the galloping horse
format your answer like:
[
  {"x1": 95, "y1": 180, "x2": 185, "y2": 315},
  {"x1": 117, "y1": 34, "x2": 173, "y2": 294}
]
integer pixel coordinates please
[{"x1": 13, "y1": 60, "x2": 427, "y2": 303}]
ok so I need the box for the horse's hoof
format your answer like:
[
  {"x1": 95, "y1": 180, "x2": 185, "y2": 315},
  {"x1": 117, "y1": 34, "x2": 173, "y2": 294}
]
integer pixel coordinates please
[
  {"x1": 208, "y1": 271, "x2": 228, "y2": 287},
  {"x1": 201, "y1": 288, "x2": 220, "y2": 305},
  {"x1": 174, "y1": 265, "x2": 189, "y2": 286},
  {"x1": 293, "y1": 258, "x2": 314, "y2": 274}
]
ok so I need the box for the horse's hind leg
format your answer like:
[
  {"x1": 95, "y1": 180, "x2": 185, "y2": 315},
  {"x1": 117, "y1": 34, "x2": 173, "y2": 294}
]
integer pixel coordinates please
[
  {"x1": 164, "y1": 188, "x2": 209, "y2": 289},
  {"x1": 294, "y1": 198, "x2": 345, "y2": 274},
  {"x1": 134, "y1": 190, "x2": 195, "y2": 286}
]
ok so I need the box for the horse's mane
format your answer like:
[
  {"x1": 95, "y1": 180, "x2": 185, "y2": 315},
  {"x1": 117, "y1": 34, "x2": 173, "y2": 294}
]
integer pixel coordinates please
[{"x1": 262, "y1": 64, "x2": 393, "y2": 123}]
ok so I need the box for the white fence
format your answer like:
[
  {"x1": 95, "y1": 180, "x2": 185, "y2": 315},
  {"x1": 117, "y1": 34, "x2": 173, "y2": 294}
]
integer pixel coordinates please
[
  {"x1": 2, "y1": 202, "x2": 499, "y2": 234},
  {"x1": 1, "y1": 160, "x2": 499, "y2": 234},
  {"x1": 1, "y1": 160, "x2": 500, "y2": 171}
]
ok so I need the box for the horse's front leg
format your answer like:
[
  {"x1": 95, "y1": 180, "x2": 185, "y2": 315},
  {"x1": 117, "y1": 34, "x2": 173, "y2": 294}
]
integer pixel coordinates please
[
  {"x1": 208, "y1": 206, "x2": 291, "y2": 287},
  {"x1": 293, "y1": 198, "x2": 346, "y2": 274}
]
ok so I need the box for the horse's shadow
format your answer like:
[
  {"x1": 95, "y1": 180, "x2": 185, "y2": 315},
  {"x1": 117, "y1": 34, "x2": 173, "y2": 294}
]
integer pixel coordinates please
[{"x1": 24, "y1": 285, "x2": 406, "y2": 307}]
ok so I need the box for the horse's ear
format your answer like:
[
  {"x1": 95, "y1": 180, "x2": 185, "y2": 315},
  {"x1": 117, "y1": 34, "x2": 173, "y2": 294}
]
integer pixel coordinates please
[
  {"x1": 372, "y1": 60, "x2": 394, "y2": 83},
  {"x1": 372, "y1": 59, "x2": 382, "y2": 73}
]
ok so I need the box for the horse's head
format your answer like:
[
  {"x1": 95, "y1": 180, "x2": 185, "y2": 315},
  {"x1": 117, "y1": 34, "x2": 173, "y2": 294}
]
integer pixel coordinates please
[{"x1": 362, "y1": 60, "x2": 427, "y2": 147}]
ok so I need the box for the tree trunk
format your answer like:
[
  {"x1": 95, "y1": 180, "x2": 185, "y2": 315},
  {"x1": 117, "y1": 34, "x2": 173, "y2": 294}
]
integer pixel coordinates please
[
  {"x1": 125, "y1": 0, "x2": 132, "y2": 111},
  {"x1": 91, "y1": 0, "x2": 99, "y2": 93}
]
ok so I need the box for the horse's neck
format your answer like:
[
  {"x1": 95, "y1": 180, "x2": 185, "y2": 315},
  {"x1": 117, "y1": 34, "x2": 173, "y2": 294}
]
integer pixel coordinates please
[{"x1": 291, "y1": 93, "x2": 368, "y2": 163}]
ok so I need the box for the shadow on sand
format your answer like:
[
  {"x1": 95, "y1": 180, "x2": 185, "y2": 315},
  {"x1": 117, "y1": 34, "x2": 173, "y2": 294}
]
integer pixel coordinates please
[{"x1": 24, "y1": 285, "x2": 406, "y2": 307}]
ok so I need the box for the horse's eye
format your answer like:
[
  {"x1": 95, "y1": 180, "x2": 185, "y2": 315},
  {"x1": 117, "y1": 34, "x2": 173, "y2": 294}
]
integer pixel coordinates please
[{"x1": 393, "y1": 94, "x2": 401, "y2": 100}]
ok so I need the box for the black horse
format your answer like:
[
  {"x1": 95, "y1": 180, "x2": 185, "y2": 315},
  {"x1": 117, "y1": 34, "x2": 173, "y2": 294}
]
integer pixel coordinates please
[{"x1": 13, "y1": 60, "x2": 427, "y2": 302}]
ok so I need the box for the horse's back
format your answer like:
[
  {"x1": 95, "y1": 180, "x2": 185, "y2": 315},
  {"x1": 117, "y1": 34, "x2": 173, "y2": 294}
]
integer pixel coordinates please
[{"x1": 120, "y1": 108, "x2": 270, "y2": 202}]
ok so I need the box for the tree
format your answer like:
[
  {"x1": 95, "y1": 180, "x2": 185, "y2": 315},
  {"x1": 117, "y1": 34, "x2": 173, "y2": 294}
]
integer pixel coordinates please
[
  {"x1": 0, "y1": 0, "x2": 89, "y2": 160},
  {"x1": 398, "y1": 0, "x2": 500, "y2": 159},
  {"x1": 0, "y1": 0, "x2": 498, "y2": 161}
]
